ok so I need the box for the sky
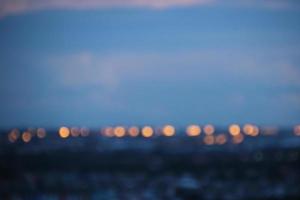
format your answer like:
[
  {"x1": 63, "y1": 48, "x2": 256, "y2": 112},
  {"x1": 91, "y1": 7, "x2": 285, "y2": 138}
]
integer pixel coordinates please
[{"x1": 0, "y1": 0, "x2": 300, "y2": 128}]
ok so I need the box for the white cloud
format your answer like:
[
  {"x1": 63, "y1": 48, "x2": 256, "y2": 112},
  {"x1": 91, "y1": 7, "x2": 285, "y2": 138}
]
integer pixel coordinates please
[{"x1": 48, "y1": 50, "x2": 300, "y2": 93}]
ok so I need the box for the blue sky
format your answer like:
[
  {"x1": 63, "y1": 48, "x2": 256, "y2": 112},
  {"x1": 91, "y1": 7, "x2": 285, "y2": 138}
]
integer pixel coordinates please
[{"x1": 0, "y1": 1, "x2": 300, "y2": 128}]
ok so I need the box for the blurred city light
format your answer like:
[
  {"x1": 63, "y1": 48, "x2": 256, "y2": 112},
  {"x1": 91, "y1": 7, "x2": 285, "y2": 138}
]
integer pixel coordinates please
[
  {"x1": 80, "y1": 127, "x2": 90, "y2": 137},
  {"x1": 243, "y1": 124, "x2": 259, "y2": 136},
  {"x1": 102, "y1": 127, "x2": 114, "y2": 137},
  {"x1": 8, "y1": 128, "x2": 20, "y2": 143},
  {"x1": 261, "y1": 126, "x2": 278, "y2": 136},
  {"x1": 142, "y1": 126, "x2": 154, "y2": 138},
  {"x1": 37, "y1": 128, "x2": 47, "y2": 139},
  {"x1": 162, "y1": 125, "x2": 175, "y2": 137},
  {"x1": 22, "y1": 131, "x2": 32, "y2": 143},
  {"x1": 232, "y1": 133, "x2": 244, "y2": 144},
  {"x1": 204, "y1": 135, "x2": 214, "y2": 145},
  {"x1": 59, "y1": 127, "x2": 70, "y2": 138},
  {"x1": 229, "y1": 124, "x2": 241, "y2": 136},
  {"x1": 186, "y1": 125, "x2": 201, "y2": 137},
  {"x1": 70, "y1": 127, "x2": 80, "y2": 137},
  {"x1": 114, "y1": 126, "x2": 126, "y2": 138},
  {"x1": 295, "y1": 125, "x2": 300, "y2": 136},
  {"x1": 215, "y1": 134, "x2": 227, "y2": 145},
  {"x1": 204, "y1": 124, "x2": 215, "y2": 135},
  {"x1": 128, "y1": 126, "x2": 139, "y2": 137}
]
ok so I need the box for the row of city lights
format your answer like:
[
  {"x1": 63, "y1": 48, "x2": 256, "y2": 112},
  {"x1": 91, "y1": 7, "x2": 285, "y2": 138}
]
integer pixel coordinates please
[{"x1": 7, "y1": 124, "x2": 300, "y2": 144}]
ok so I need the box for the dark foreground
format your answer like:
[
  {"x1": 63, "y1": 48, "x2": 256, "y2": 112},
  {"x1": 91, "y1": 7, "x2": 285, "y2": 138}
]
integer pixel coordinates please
[{"x1": 0, "y1": 130, "x2": 300, "y2": 200}]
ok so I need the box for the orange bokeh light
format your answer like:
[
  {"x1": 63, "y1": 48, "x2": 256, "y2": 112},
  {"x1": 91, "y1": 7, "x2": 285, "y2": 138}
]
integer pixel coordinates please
[
  {"x1": 186, "y1": 125, "x2": 201, "y2": 137},
  {"x1": 243, "y1": 124, "x2": 259, "y2": 136},
  {"x1": 128, "y1": 126, "x2": 139, "y2": 137},
  {"x1": 114, "y1": 126, "x2": 126, "y2": 138},
  {"x1": 232, "y1": 133, "x2": 244, "y2": 144},
  {"x1": 215, "y1": 134, "x2": 227, "y2": 145},
  {"x1": 204, "y1": 135, "x2": 214, "y2": 145},
  {"x1": 162, "y1": 125, "x2": 175, "y2": 137},
  {"x1": 295, "y1": 125, "x2": 300, "y2": 136},
  {"x1": 8, "y1": 129, "x2": 20, "y2": 143},
  {"x1": 229, "y1": 124, "x2": 241, "y2": 136},
  {"x1": 59, "y1": 127, "x2": 70, "y2": 138},
  {"x1": 102, "y1": 127, "x2": 114, "y2": 137},
  {"x1": 22, "y1": 131, "x2": 32, "y2": 143},
  {"x1": 142, "y1": 126, "x2": 154, "y2": 138},
  {"x1": 71, "y1": 127, "x2": 80, "y2": 137},
  {"x1": 204, "y1": 124, "x2": 215, "y2": 135}
]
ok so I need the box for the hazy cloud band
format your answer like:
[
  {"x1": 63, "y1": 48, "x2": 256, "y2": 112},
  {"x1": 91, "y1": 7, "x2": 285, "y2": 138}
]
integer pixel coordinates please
[{"x1": 1, "y1": 0, "x2": 299, "y2": 18}]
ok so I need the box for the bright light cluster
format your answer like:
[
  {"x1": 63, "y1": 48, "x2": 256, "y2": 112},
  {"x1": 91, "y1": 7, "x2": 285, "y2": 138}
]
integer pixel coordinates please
[{"x1": 6, "y1": 124, "x2": 300, "y2": 145}]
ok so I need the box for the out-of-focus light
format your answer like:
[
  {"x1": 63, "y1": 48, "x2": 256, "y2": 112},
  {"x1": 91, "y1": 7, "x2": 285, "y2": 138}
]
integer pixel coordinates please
[
  {"x1": 59, "y1": 127, "x2": 70, "y2": 138},
  {"x1": 142, "y1": 126, "x2": 154, "y2": 138},
  {"x1": 22, "y1": 131, "x2": 32, "y2": 143},
  {"x1": 114, "y1": 126, "x2": 126, "y2": 138},
  {"x1": 204, "y1": 135, "x2": 214, "y2": 145},
  {"x1": 162, "y1": 125, "x2": 175, "y2": 137},
  {"x1": 102, "y1": 127, "x2": 114, "y2": 137},
  {"x1": 252, "y1": 126, "x2": 259, "y2": 136},
  {"x1": 8, "y1": 129, "x2": 20, "y2": 143},
  {"x1": 37, "y1": 128, "x2": 46, "y2": 139},
  {"x1": 243, "y1": 124, "x2": 254, "y2": 135},
  {"x1": 295, "y1": 125, "x2": 300, "y2": 136},
  {"x1": 232, "y1": 133, "x2": 244, "y2": 144},
  {"x1": 186, "y1": 125, "x2": 201, "y2": 137},
  {"x1": 80, "y1": 127, "x2": 90, "y2": 137},
  {"x1": 243, "y1": 124, "x2": 259, "y2": 136},
  {"x1": 215, "y1": 134, "x2": 227, "y2": 145},
  {"x1": 128, "y1": 126, "x2": 139, "y2": 137},
  {"x1": 204, "y1": 124, "x2": 215, "y2": 135},
  {"x1": 70, "y1": 127, "x2": 80, "y2": 137},
  {"x1": 261, "y1": 126, "x2": 277, "y2": 136},
  {"x1": 229, "y1": 124, "x2": 240, "y2": 136}
]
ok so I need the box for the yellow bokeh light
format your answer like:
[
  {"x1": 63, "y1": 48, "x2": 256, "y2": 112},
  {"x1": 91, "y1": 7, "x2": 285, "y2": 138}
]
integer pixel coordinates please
[
  {"x1": 295, "y1": 125, "x2": 300, "y2": 136},
  {"x1": 128, "y1": 126, "x2": 139, "y2": 137},
  {"x1": 204, "y1": 135, "x2": 214, "y2": 145},
  {"x1": 162, "y1": 125, "x2": 175, "y2": 137},
  {"x1": 70, "y1": 127, "x2": 80, "y2": 137},
  {"x1": 8, "y1": 129, "x2": 20, "y2": 143},
  {"x1": 186, "y1": 125, "x2": 201, "y2": 137},
  {"x1": 232, "y1": 133, "x2": 244, "y2": 144},
  {"x1": 114, "y1": 126, "x2": 126, "y2": 138},
  {"x1": 215, "y1": 134, "x2": 227, "y2": 145},
  {"x1": 22, "y1": 131, "x2": 32, "y2": 143},
  {"x1": 37, "y1": 128, "x2": 46, "y2": 139},
  {"x1": 204, "y1": 124, "x2": 215, "y2": 135},
  {"x1": 142, "y1": 126, "x2": 154, "y2": 138},
  {"x1": 59, "y1": 127, "x2": 70, "y2": 138},
  {"x1": 229, "y1": 124, "x2": 241, "y2": 136}
]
